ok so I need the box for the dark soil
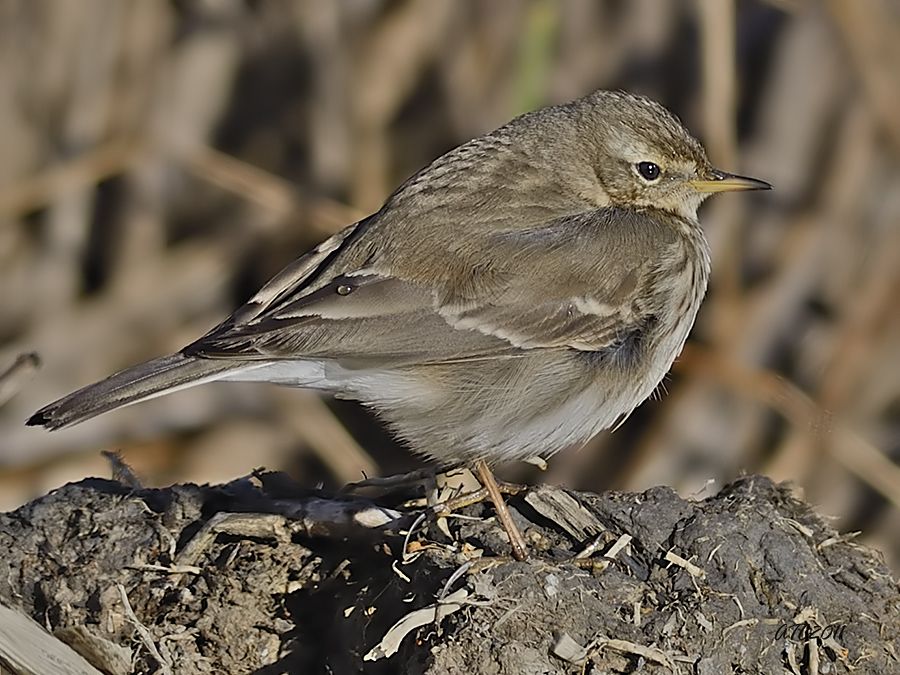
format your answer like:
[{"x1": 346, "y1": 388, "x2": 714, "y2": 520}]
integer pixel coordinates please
[{"x1": 0, "y1": 473, "x2": 897, "y2": 674}]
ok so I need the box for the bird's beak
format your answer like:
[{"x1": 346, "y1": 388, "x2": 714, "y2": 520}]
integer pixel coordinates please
[{"x1": 690, "y1": 169, "x2": 772, "y2": 193}]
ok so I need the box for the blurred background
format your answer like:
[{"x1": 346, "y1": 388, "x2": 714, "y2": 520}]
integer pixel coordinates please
[{"x1": 1, "y1": 0, "x2": 898, "y2": 570}]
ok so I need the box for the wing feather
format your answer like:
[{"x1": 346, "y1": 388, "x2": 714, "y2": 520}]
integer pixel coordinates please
[{"x1": 186, "y1": 208, "x2": 671, "y2": 366}]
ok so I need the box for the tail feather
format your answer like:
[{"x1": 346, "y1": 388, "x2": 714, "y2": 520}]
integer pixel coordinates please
[{"x1": 26, "y1": 353, "x2": 249, "y2": 430}]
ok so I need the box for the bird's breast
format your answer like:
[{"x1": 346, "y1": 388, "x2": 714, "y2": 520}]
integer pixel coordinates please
[{"x1": 640, "y1": 232, "x2": 711, "y2": 382}]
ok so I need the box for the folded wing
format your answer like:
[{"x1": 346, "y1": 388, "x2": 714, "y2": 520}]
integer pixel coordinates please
[{"x1": 186, "y1": 208, "x2": 670, "y2": 367}]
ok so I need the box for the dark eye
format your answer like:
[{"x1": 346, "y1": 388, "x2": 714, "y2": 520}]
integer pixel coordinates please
[{"x1": 636, "y1": 161, "x2": 661, "y2": 181}]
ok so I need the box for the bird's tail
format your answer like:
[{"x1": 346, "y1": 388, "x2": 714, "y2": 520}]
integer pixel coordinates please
[{"x1": 26, "y1": 353, "x2": 249, "y2": 430}]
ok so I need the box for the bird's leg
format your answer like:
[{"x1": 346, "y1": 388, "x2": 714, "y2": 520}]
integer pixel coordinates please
[
  {"x1": 344, "y1": 465, "x2": 528, "y2": 560},
  {"x1": 473, "y1": 459, "x2": 528, "y2": 561},
  {"x1": 430, "y1": 465, "x2": 528, "y2": 561}
]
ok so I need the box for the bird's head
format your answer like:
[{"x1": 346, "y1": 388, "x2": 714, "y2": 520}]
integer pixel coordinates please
[{"x1": 579, "y1": 91, "x2": 771, "y2": 220}]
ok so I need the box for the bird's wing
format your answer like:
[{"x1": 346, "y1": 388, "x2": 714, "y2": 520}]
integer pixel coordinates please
[
  {"x1": 434, "y1": 208, "x2": 672, "y2": 352},
  {"x1": 186, "y1": 208, "x2": 671, "y2": 366},
  {"x1": 189, "y1": 269, "x2": 513, "y2": 366},
  {"x1": 186, "y1": 216, "x2": 515, "y2": 366}
]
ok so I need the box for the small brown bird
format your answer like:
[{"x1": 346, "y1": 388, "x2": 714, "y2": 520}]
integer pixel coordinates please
[{"x1": 28, "y1": 90, "x2": 769, "y2": 559}]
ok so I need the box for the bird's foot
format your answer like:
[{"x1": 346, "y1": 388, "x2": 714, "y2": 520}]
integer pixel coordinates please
[
  {"x1": 432, "y1": 460, "x2": 530, "y2": 561},
  {"x1": 433, "y1": 480, "x2": 526, "y2": 512},
  {"x1": 343, "y1": 464, "x2": 530, "y2": 561}
]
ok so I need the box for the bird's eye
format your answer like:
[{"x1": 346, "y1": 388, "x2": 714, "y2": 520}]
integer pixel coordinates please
[{"x1": 636, "y1": 161, "x2": 661, "y2": 181}]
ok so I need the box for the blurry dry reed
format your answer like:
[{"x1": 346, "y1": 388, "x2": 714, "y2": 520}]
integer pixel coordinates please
[{"x1": 0, "y1": 1, "x2": 897, "y2": 569}]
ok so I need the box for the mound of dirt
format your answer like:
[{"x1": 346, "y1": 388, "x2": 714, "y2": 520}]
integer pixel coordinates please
[{"x1": 0, "y1": 473, "x2": 897, "y2": 674}]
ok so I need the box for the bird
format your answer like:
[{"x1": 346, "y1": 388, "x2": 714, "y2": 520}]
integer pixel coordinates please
[{"x1": 27, "y1": 90, "x2": 770, "y2": 560}]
